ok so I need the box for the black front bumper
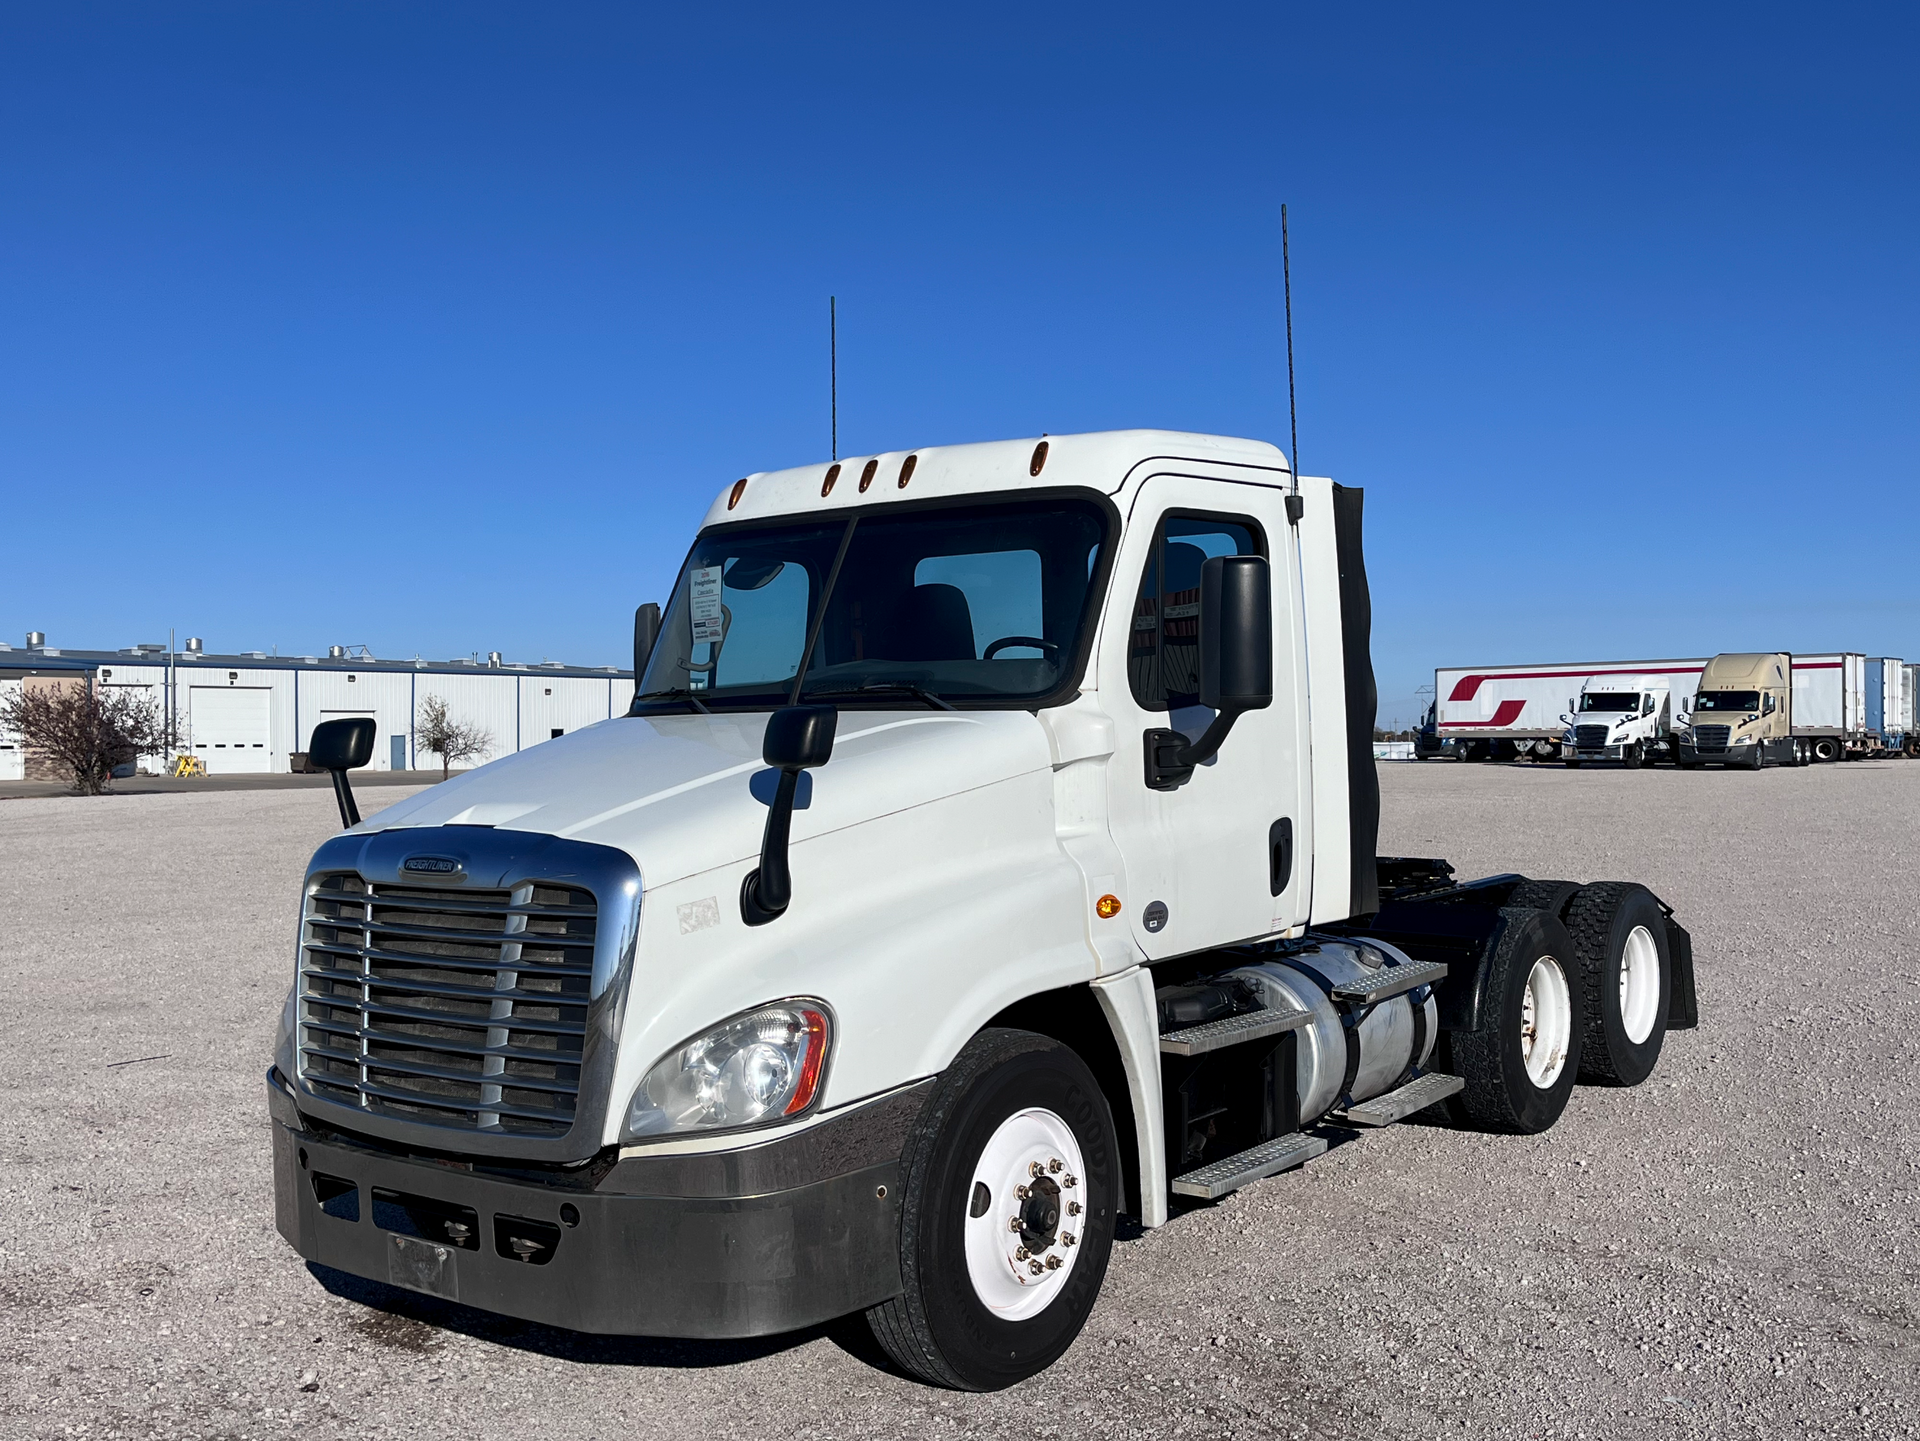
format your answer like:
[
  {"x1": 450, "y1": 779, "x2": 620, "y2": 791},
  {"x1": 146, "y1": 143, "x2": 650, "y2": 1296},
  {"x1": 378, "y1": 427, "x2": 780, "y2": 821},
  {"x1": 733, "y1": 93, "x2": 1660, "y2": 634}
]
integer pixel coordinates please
[{"x1": 269, "y1": 1069, "x2": 925, "y2": 1338}]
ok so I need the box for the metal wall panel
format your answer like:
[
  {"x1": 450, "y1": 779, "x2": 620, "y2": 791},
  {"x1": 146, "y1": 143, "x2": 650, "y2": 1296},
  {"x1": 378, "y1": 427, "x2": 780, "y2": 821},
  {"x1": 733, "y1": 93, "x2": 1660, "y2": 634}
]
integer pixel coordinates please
[
  {"x1": 519, "y1": 673, "x2": 618, "y2": 746},
  {"x1": 414, "y1": 672, "x2": 522, "y2": 771}
]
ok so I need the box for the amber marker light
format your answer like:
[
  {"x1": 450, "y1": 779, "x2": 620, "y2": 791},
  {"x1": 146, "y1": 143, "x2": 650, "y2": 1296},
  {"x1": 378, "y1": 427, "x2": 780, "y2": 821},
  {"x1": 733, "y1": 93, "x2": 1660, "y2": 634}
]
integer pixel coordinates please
[
  {"x1": 858, "y1": 458, "x2": 879, "y2": 492},
  {"x1": 897, "y1": 453, "x2": 918, "y2": 489},
  {"x1": 1096, "y1": 894, "x2": 1122, "y2": 919},
  {"x1": 821, "y1": 463, "x2": 841, "y2": 497},
  {"x1": 1030, "y1": 439, "x2": 1049, "y2": 476},
  {"x1": 727, "y1": 478, "x2": 748, "y2": 509},
  {"x1": 784, "y1": 1007, "x2": 832, "y2": 1114}
]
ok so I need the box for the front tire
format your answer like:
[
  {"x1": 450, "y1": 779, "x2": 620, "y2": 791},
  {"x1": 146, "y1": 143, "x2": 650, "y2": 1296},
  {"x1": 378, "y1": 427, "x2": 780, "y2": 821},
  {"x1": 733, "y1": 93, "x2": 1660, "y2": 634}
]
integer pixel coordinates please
[
  {"x1": 1444, "y1": 908, "x2": 1583, "y2": 1133},
  {"x1": 1563, "y1": 883, "x2": 1670, "y2": 1086},
  {"x1": 1623, "y1": 743, "x2": 1643, "y2": 770},
  {"x1": 866, "y1": 1029, "x2": 1117, "y2": 1390}
]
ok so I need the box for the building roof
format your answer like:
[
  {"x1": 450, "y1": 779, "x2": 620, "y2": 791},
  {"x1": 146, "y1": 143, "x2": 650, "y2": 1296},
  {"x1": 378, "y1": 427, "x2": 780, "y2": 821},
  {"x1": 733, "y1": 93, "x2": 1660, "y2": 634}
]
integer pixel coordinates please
[{"x1": 0, "y1": 645, "x2": 632, "y2": 680}]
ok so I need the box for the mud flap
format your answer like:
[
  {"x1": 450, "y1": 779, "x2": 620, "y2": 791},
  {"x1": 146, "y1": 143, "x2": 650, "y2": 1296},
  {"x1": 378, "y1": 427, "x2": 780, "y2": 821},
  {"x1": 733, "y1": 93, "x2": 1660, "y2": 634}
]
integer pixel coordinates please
[{"x1": 1664, "y1": 913, "x2": 1698, "y2": 1029}]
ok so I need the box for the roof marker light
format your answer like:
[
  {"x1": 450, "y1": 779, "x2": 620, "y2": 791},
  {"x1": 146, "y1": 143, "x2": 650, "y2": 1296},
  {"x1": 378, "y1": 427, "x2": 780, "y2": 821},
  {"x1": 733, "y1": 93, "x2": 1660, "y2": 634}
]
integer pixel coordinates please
[
  {"x1": 897, "y1": 454, "x2": 917, "y2": 489},
  {"x1": 1096, "y1": 894, "x2": 1122, "y2": 919},
  {"x1": 727, "y1": 478, "x2": 748, "y2": 510},
  {"x1": 858, "y1": 459, "x2": 879, "y2": 493},
  {"x1": 1030, "y1": 440, "x2": 1049, "y2": 476},
  {"x1": 821, "y1": 463, "x2": 841, "y2": 497}
]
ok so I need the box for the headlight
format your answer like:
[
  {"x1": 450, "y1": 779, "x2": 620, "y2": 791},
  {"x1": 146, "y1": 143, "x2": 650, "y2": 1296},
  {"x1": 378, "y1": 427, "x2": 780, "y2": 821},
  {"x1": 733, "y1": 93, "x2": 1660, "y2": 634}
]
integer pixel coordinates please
[{"x1": 623, "y1": 1000, "x2": 831, "y2": 1140}]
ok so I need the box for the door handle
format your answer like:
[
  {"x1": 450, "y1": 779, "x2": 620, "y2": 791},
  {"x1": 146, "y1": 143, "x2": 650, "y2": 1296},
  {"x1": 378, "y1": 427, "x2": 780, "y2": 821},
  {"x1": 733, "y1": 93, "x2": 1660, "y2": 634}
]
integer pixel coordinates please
[{"x1": 1270, "y1": 817, "x2": 1293, "y2": 896}]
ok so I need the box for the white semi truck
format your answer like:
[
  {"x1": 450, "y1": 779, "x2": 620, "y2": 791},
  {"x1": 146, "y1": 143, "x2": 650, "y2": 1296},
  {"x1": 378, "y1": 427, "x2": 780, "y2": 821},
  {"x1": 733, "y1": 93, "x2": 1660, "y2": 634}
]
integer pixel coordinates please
[
  {"x1": 1561, "y1": 676, "x2": 1680, "y2": 768},
  {"x1": 268, "y1": 431, "x2": 1696, "y2": 1389}
]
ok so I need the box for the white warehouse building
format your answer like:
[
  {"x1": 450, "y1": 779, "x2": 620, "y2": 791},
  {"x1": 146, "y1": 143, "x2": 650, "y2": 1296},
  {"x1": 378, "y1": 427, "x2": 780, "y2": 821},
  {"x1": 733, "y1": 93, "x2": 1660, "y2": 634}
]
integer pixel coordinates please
[{"x1": 0, "y1": 638, "x2": 633, "y2": 781}]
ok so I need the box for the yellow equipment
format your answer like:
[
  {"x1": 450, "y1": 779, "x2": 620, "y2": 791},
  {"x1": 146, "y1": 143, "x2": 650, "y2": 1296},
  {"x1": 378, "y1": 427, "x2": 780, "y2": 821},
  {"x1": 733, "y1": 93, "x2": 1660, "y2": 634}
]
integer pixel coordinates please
[{"x1": 171, "y1": 754, "x2": 206, "y2": 778}]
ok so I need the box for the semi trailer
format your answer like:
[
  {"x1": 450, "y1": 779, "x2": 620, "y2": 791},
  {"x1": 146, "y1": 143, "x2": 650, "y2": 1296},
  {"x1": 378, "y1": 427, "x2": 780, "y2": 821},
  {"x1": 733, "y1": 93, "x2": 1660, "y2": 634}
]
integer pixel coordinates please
[
  {"x1": 1866, "y1": 658, "x2": 1914, "y2": 757},
  {"x1": 1430, "y1": 656, "x2": 1706, "y2": 762},
  {"x1": 268, "y1": 431, "x2": 1696, "y2": 1390}
]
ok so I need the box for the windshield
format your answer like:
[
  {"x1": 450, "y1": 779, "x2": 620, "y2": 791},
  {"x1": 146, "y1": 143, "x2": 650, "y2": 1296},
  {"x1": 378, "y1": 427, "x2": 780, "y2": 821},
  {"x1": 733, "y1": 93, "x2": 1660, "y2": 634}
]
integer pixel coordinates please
[
  {"x1": 1694, "y1": 690, "x2": 1760, "y2": 711},
  {"x1": 636, "y1": 496, "x2": 1111, "y2": 709},
  {"x1": 1579, "y1": 692, "x2": 1641, "y2": 713}
]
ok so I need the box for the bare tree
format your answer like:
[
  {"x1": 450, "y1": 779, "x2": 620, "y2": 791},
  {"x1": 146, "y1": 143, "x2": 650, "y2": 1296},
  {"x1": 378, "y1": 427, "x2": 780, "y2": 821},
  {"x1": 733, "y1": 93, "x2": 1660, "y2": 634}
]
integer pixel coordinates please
[
  {"x1": 414, "y1": 694, "x2": 491, "y2": 781},
  {"x1": 0, "y1": 681, "x2": 166, "y2": 795}
]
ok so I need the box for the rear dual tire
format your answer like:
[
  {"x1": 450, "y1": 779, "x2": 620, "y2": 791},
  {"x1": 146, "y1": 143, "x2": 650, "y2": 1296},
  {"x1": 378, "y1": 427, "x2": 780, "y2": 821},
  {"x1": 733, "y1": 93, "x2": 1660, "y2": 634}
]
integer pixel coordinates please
[
  {"x1": 1563, "y1": 883, "x2": 1671, "y2": 1086},
  {"x1": 1445, "y1": 908, "x2": 1584, "y2": 1133}
]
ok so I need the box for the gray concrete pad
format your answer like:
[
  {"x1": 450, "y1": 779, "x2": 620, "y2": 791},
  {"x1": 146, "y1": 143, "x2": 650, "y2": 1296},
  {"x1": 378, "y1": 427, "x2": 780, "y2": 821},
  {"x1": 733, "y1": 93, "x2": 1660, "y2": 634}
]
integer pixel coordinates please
[{"x1": 2, "y1": 761, "x2": 1916, "y2": 1437}]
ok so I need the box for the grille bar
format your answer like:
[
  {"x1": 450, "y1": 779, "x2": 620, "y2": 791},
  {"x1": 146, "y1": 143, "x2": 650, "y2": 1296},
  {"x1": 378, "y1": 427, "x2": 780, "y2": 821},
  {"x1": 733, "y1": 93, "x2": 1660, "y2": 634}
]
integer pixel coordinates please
[
  {"x1": 297, "y1": 872, "x2": 598, "y2": 1138},
  {"x1": 308, "y1": 886, "x2": 595, "y2": 917}
]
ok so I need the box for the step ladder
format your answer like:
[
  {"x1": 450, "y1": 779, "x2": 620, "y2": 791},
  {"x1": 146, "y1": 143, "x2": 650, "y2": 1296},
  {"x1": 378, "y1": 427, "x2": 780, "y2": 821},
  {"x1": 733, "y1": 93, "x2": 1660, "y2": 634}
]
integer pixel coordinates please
[
  {"x1": 1170, "y1": 1132, "x2": 1327, "y2": 1200},
  {"x1": 1331, "y1": 1071, "x2": 1464, "y2": 1127}
]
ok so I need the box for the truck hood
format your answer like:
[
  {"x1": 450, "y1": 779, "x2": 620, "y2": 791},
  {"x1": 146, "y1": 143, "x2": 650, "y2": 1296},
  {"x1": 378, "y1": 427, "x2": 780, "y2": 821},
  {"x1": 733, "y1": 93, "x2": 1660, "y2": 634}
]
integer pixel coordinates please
[{"x1": 361, "y1": 708, "x2": 1055, "y2": 892}]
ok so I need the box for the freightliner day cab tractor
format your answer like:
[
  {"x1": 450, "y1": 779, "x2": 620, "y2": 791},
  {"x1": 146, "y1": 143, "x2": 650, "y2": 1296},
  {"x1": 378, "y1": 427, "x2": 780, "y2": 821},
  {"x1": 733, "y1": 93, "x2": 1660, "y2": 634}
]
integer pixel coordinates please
[
  {"x1": 1561, "y1": 678, "x2": 1676, "y2": 769},
  {"x1": 268, "y1": 432, "x2": 1697, "y2": 1390},
  {"x1": 1678, "y1": 652, "x2": 1806, "y2": 768}
]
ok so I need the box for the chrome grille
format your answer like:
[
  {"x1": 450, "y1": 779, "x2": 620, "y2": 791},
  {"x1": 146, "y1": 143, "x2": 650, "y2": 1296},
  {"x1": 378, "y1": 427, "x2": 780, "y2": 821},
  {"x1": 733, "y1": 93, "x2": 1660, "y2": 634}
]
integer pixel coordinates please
[
  {"x1": 1693, "y1": 724, "x2": 1731, "y2": 752},
  {"x1": 1574, "y1": 724, "x2": 1611, "y2": 749},
  {"x1": 297, "y1": 873, "x2": 598, "y2": 1137}
]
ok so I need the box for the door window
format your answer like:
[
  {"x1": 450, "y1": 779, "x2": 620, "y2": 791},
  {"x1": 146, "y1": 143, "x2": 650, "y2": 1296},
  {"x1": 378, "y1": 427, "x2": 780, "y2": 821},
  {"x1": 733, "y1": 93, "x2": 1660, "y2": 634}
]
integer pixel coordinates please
[{"x1": 1127, "y1": 514, "x2": 1265, "y2": 712}]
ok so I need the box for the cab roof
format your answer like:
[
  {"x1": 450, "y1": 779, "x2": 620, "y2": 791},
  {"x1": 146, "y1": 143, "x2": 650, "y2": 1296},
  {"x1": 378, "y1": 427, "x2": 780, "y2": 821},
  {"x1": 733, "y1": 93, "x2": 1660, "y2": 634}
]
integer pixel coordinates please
[{"x1": 700, "y1": 429, "x2": 1291, "y2": 528}]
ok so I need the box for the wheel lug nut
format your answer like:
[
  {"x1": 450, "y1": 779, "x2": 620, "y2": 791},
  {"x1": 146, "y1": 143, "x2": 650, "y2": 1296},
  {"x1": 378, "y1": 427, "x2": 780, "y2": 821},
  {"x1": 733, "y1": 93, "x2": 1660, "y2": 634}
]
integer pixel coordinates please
[
  {"x1": 1062, "y1": 1175, "x2": 1077, "y2": 1188},
  {"x1": 1029, "y1": 1161, "x2": 1044, "y2": 1178},
  {"x1": 1061, "y1": 1231, "x2": 1076, "y2": 1246},
  {"x1": 1008, "y1": 1217, "x2": 1023, "y2": 1232},
  {"x1": 1015, "y1": 1184, "x2": 1029, "y2": 1200},
  {"x1": 1048, "y1": 1158, "x2": 1063, "y2": 1174},
  {"x1": 1068, "y1": 1201, "x2": 1082, "y2": 1216},
  {"x1": 1045, "y1": 1255, "x2": 1063, "y2": 1270},
  {"x1": 1015, "y1": 1245, "x2": 1029, "y2": 1260},
  {"x1": 1029, "y1": 1261, "x2": 1044, "y2": 1276}
]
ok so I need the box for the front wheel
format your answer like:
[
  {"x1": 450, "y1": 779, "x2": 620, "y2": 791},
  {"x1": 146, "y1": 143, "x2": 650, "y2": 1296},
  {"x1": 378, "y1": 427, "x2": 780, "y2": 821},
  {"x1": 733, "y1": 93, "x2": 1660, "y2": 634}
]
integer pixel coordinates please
[
  {"x1": 1623, "y1": 743, "x2": 1643, "y2": 770},
  {"x1": 866, "y1": 1029, "x2": 1117, "y2": 1390}
]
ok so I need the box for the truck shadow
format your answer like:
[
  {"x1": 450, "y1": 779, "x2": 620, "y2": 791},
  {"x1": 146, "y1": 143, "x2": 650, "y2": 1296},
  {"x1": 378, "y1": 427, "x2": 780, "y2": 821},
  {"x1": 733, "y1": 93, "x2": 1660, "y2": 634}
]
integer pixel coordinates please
[{"x1": 308, "y1": 1261, "x2": 856, "y2": 1371}]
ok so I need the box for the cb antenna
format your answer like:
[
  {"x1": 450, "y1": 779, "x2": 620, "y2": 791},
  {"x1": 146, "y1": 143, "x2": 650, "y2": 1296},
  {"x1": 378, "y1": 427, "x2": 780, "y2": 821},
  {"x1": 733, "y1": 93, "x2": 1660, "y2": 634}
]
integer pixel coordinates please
[
  {"x1": 830, "y1": 295, "x2": 837, "y2": 461},
  {"x1": 1281, "y1": 204, "x2": 1299, "y2": 496}
]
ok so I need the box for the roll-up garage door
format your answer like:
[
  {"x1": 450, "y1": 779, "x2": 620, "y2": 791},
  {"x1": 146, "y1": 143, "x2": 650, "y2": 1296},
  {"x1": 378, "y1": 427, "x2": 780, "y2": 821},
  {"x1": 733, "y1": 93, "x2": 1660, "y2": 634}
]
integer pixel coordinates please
[{"x1": 189, "y1": 687, "x2": 272, "y2": 774}]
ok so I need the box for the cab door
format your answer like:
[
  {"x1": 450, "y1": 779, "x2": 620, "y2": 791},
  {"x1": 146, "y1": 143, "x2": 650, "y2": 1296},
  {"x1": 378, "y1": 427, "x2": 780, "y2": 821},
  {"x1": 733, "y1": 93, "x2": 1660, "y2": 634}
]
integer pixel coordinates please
[{"x1": 1098, "y1": 475, "x2": 1304, "y2": 959}]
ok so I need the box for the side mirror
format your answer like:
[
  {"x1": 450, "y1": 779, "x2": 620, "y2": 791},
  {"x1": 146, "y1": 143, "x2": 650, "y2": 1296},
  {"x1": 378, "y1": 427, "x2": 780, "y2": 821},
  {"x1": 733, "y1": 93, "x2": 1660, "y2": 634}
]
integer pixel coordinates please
[
  {"x1": 309, "y1": 717, "x2": 376, "y2": 828},
  {"x1": 632, "y1": 602, "x2": 661, "y2": 689},
  {"x1": 1145, "y1": 555, "x2": 1273, "y2": 790},
  {"x1": 741, "y1": 705, "x2": 838, "y2": 925}
]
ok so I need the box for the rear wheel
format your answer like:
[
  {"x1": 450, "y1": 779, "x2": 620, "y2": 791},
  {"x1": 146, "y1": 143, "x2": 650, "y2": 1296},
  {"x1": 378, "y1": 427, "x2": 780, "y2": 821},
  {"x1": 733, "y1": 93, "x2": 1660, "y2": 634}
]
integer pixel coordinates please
[
  {"x1": 1444, "y1": 909, "x2": 1583, "y2": 1133},
  {"x1": 1813, "y1": 737, "x2": 1839, "y2": 763},
  {"x1": 1563, "y1": 883, "x2": 1670, "y2": 1085},
  {"x1": 865, "y1": 1029, "x2": 1117, "y2": 1390}
]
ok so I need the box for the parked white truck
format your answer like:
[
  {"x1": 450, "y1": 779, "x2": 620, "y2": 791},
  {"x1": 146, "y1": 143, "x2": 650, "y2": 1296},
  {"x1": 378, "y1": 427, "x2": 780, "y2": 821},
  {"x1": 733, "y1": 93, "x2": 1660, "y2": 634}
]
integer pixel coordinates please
[
  {"x1": 1561, "y1": 677, "x2": 1679, "y2": 768},
  {"x1": 269, "y1": 431, "x2": 1696, "y2": 1389}
]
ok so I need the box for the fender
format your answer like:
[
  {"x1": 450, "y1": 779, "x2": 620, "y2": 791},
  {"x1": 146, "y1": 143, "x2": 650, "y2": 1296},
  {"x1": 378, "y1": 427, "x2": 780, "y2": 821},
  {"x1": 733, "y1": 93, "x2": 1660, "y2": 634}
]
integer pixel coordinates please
[{"x1": 1090, "y1": 966, "x2": 1167, "y2": 1228}]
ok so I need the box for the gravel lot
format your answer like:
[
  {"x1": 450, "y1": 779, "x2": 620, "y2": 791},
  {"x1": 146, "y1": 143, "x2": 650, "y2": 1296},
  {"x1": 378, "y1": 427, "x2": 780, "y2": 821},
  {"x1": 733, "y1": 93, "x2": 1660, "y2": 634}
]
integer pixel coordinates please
[{"x1": 4, "y1": 761, "x2": 1917, "y2": 1438}]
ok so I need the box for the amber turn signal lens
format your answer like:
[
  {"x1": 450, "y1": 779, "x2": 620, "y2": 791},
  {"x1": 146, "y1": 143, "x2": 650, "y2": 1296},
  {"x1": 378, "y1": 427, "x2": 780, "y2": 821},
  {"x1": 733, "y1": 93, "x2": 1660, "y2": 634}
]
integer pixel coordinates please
[
  {"x1": 727, "y1": 478, "x2": 748, "y2": 509},
  {"x1": 1096, "y1": 894, "x2": 1122, "y2": 919}
]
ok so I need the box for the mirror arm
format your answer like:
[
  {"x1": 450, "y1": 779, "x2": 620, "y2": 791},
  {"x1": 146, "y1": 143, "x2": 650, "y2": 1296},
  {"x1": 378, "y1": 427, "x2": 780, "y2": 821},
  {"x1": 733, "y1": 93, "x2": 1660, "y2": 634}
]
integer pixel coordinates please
[
  {"x1": 741, "y1": 768, "x2": 801, "y2": 925},
  {"x1": 329, "y1": 768, "x2": 361, "y2": 829},
  {"x1": 1144, "y1": 707, "x2": 1246, "y2": 792}
]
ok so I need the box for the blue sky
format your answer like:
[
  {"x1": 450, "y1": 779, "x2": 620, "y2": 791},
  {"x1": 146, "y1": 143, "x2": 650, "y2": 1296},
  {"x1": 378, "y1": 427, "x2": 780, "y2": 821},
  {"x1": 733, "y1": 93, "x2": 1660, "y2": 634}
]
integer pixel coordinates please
[{"x1": 2, "y1": 4, "x2": 1914, "y2": 726}]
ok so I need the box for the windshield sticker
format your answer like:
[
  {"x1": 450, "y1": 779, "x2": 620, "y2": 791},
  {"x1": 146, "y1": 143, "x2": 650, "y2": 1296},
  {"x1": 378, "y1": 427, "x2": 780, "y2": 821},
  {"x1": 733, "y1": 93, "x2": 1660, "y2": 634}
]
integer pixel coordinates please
[{"x1": 690, "y1": 566, "x2": 724, "y2": 643}]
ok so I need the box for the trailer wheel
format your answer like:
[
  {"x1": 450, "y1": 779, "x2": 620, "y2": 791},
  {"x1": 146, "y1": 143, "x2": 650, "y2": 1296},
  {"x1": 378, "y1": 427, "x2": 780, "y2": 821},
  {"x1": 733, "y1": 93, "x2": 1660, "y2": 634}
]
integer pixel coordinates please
[
  {"x1": 1444, "y1": 909, "x2": 1583, "y2": 1134},
  {"x1": 865, "y1": 1029, "x2": 1116, "y2": 1391},
  {"x1": 1562, "y1": 884, "x2": 1670, "y2": 1086},
  {"x1": 1813, "y1": 737, "x2": 1839, "y2": 763}
]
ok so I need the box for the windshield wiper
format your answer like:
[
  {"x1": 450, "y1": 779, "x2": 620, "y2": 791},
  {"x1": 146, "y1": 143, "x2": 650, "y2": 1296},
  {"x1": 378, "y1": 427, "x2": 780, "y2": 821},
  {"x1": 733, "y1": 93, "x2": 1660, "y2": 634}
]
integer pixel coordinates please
[
  {"x1": 633, "y1": 686, "x2": 712, "y2": 715},
  {"x1": 804, "y1": 682, "x2": 956, "y2": 711}
]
